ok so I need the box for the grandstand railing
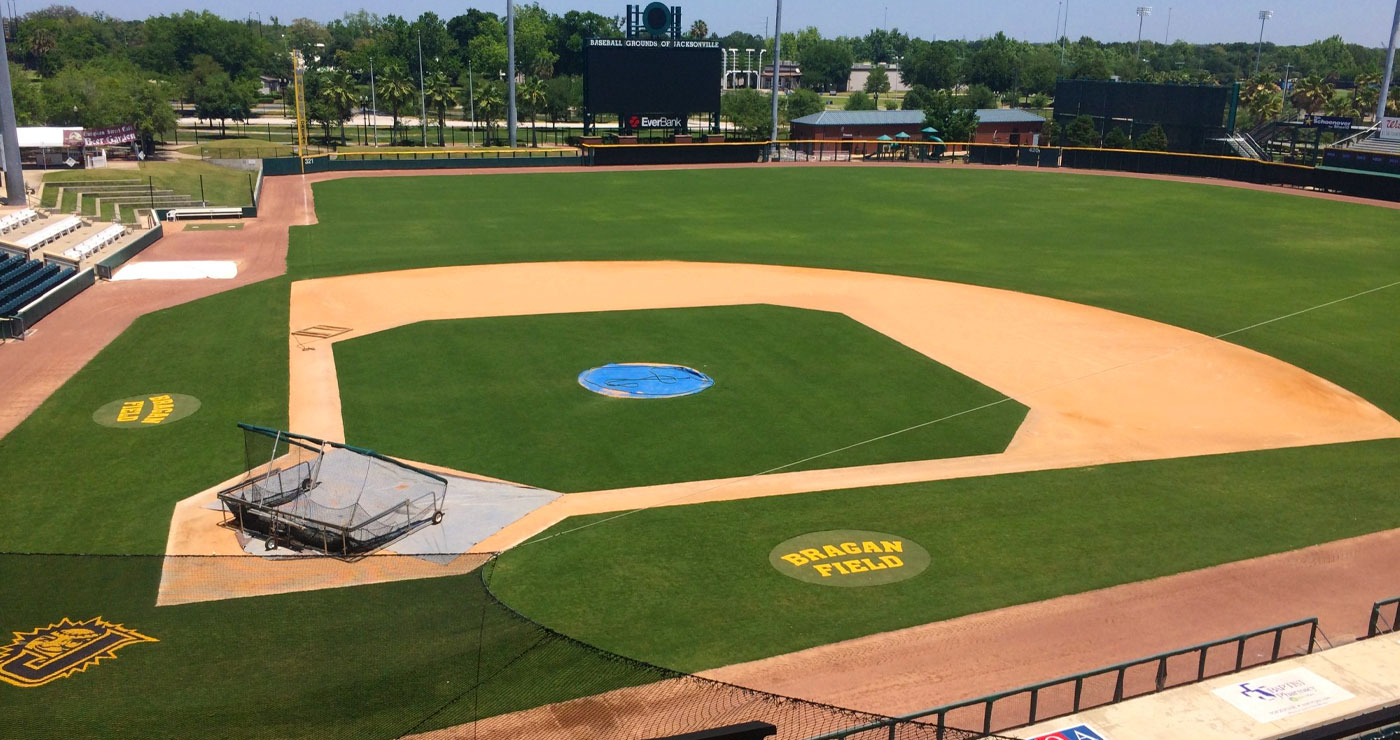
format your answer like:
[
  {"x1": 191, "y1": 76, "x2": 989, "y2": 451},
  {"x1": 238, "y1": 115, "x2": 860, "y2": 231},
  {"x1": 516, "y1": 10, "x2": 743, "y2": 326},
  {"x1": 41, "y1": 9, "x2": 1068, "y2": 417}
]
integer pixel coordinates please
[
  {"x1": 803, "y1": 617, "x2": 1320, "y2": 740},
  {"x1": 1367, "y1": 596, "x2": 1400, "y2": 638}
]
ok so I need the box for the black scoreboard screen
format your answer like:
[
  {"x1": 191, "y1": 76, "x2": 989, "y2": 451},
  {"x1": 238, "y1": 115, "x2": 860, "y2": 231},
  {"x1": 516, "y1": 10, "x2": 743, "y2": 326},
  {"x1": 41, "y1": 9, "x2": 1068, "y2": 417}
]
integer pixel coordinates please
[{"x1": 584, "y1": 38, "x2": 721, "y2": 115}]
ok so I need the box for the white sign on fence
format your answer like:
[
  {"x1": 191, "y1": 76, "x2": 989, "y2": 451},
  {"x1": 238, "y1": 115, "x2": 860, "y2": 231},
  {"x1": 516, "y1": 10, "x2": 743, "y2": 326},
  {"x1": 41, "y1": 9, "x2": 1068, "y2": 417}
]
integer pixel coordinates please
[
  {"x1": 1213, "y1": 668, "x2": 1354, "y2": 723},
  {"x1": 1380, "y1": 117, "x2": 1400, "y2": 141}
]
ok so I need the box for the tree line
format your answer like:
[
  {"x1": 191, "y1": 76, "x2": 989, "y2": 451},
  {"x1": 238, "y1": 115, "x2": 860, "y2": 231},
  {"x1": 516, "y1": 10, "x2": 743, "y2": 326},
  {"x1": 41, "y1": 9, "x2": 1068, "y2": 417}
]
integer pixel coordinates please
[{"x1": 5, "y1": 5, "x2": 1397, "y2": 149}]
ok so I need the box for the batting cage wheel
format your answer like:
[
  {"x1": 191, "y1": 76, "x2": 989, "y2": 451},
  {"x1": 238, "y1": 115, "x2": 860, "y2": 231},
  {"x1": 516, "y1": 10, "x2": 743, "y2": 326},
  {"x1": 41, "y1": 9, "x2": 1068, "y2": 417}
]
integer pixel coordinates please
[{"x1": 218, "y1": 424, "x2": 449, "y2": 559}]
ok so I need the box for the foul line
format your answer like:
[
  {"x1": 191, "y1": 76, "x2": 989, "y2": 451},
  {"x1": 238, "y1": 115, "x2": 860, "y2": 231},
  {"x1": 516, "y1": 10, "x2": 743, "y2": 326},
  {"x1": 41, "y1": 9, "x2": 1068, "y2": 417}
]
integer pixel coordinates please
[{"x1": 515, "y1": 276, "x2": 1400, "y2": 550}]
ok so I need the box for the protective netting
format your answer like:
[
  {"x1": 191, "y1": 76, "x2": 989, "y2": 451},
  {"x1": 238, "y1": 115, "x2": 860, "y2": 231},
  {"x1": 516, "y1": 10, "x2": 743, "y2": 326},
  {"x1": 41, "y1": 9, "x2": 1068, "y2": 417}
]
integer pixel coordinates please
[
  {"x1": 220, "y1": 425, "x2": 447, "y2": 556},
  {"x1": 0, "y1": 553, "x2": 1003, "y2": 740}
]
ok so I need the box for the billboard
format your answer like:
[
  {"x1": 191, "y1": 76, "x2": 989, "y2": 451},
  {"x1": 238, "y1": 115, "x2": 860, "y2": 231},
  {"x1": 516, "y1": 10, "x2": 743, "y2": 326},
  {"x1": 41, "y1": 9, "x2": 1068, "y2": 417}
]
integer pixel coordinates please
[
  {"x1": 83, "y1": 124, "x2": 137, "y2": 146},
  {"x1": 1380, "y1": 116, "x2": 1400, "y2": 141},
  {"x1": 584, "y1": 38, "x2": 721, "y2": 117}
]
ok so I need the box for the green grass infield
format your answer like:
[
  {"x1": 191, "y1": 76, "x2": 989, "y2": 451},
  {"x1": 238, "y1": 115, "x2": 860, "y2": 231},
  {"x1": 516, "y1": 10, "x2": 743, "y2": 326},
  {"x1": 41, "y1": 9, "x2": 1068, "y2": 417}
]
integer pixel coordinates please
[{"x1": 334, "y1": 306, "x2": 1027, "y2": 491}]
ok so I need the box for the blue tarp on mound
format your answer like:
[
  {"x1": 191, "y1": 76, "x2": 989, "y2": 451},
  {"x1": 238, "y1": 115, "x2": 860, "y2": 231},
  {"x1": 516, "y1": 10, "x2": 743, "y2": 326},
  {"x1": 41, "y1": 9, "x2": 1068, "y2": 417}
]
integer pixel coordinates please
[{"x1": 578, "y1": 363, "x2": 714, "y2": 399}]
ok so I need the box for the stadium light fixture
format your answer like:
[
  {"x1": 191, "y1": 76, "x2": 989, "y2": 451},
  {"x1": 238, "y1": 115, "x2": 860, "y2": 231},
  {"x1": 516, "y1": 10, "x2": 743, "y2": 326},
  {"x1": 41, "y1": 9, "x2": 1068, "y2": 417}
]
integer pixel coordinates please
[
  {"x1": 1254, "y1": 10, "x2": 1272, "y2": 76},
  {"x1": 1377, "y1": 0, "x2": 1400, "y2": 122},
  {"x1": 1135, "y1": 7, "x2": 1152, "y2": 69}
]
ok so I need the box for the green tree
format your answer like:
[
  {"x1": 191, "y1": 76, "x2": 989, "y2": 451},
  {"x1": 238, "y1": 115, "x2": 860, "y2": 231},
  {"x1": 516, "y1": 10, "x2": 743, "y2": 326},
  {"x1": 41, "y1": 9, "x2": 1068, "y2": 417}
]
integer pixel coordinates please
[
  {"x1": 425, "y1": 71, "x2": 458, "y2": 146},
  {"x1": 922, "y1": 89, "x2": 977, "y2": 142},
  {"x1": 902, "y1": 85, "x2": 935, "y2": 111},
  {"x1": 786, "y1": 88, "x2": 823, "y2": 120},
  {"x1": 843, "y1": 91, "x2": 877, "y2": 110},
  {"x1": 966, "y1": 31, "x2": 1018, "y2": 92},
  {"x1": 902, "y1": 40, "x2": 959, "y2": 90},
  {"x1": 864, "y1": 64, "x2": 891, "y2": 99},
  {"x1": 474, "y1": 81, "x2": 505, "y2": 141},
  {"x1": 720, "y1": 88, "x2": 772, "y2": 137},
  {"x1": 687, "y1": 20, "x2": 708, "y2": 39},
  {"x1": 519, "y1": 77, "x2": 547, "y2": 146},
  {"x1": 1135, "y1": 123, "x2": 1169, "y2": 151},
  {"x1": 1290, "y1": 76, "x2": 1333, "y2": 116},
  {"x1": 1103, "y1": 126, "x2": 1131, "y2": 149},
  {"x1": 799, "y1": 39, "x2": 855, "y2": 92},
  {"x1": 320, "y1": 68, "x2": 360, "y2": 144},
  {"x1": 1060, "y1": 114, "x2": 1100, "y2": 147},
  {"x1": 376, "y1": 63, "x2": 416, "y2": 143},
  {"x1": 961, "y1": 84, "x2": 996, "y2": 110}
]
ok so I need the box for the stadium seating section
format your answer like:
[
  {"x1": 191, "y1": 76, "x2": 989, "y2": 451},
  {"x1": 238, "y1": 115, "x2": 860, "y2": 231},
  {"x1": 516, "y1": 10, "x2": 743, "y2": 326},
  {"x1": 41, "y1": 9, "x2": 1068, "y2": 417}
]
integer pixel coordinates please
[{"x1": 0, "y1": 256, "x2": 74, "y2": 317}]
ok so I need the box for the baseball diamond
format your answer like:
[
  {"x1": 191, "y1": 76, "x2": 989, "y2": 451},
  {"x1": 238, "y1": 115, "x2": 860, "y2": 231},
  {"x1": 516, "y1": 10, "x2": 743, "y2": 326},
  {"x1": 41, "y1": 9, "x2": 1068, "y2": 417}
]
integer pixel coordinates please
[{"x1": 2, "y1": 161, "x2": 1399, "y2": 740}]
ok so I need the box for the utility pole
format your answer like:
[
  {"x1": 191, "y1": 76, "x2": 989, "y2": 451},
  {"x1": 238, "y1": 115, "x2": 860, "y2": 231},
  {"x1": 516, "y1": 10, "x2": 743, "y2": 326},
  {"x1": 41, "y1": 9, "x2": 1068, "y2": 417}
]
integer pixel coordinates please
[
  {"x1": 507, "y1": 0, "x2": 517, "y2": 148},
  {"x1": 1055, "y1": 2, "x2": 1062, "y2": 46},
  {"x1": 1061, "y1": 0, "x2": 1071, "y2": 62},
  {"x1": 0, "y1": 15, "x2": 26, "y2": 204},
  {"x1": 1377, "y1": 0, "x2": 1400, "y2": 122},
  {"x1": 1280, "y1": 63, "x2": 1293, "y2": 120},
  {"x1": 468, "y1": 59, "x2": 476, "y2": 143},
  {"x1": 769, "y1": 0, "x2": 782, "y2": 152},
  {"x1": 1254, "y1": 10, "x2": 1272, "y2": 77},
  {"x1": 1165, "y1": 7, "x2": 1172, "y2": 44},
  {"x1": 417, "y1": 31, "x2": 428, "y2": 146}
]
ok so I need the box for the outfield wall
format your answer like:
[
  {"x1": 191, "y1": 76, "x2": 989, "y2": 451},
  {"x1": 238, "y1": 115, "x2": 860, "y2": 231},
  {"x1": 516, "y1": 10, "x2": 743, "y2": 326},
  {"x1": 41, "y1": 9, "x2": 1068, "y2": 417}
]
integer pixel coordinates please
[{"x1": 262, "y1": 151, "x2": 581, "y2": 176}]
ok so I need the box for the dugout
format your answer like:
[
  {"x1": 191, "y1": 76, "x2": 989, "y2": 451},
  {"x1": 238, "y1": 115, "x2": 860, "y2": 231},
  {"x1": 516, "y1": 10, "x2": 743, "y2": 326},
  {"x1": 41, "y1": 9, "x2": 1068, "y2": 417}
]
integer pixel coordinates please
[{"x1": 1053, "y1": 79, "x2": 1235, "y2": 153}]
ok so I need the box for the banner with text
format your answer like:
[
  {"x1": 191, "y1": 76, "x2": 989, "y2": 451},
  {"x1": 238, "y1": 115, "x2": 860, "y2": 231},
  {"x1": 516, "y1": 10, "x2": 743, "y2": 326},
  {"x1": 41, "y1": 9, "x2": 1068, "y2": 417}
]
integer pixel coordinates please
[{"x1": 83, "y1": 124, "x2": 137, "y2": 147}]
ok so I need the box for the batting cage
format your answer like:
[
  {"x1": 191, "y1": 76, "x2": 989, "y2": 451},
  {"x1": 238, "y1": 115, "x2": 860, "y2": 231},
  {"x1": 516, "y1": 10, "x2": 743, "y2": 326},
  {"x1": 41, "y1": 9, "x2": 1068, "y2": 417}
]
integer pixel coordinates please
[{"x1": 217, "y1": 423, "x2": 447, "y2": 558}]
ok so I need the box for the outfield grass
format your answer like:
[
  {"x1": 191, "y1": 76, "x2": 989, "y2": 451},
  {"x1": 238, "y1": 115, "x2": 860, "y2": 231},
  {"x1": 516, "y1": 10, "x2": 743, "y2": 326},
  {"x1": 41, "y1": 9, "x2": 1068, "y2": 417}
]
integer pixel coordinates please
[
  {"x1": 334, "y1": 306, "x2": 1026, "y2": 491},
  {"x1": 491, "y1": 439, "x2": 1400, "y2": 671}
]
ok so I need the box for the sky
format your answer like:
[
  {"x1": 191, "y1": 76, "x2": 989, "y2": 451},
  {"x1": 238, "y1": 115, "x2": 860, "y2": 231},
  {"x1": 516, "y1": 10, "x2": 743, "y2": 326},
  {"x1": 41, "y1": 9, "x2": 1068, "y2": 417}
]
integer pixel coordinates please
[{"x1": 50, "y1": 0, "x2": 1400, "y2": 48}]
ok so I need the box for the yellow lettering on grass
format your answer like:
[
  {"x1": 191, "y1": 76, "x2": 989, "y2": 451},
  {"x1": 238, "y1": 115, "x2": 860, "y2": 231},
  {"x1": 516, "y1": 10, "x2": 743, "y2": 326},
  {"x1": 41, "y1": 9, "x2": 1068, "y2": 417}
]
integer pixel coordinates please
[
  {"x1": 799, "y1": 548, "x2": 824, "y2": 562},
  {"x1": 880, "y1": 540, "x2": 904, "y2": 553},
  {"x1": 823, "y1": 545, "x2": 845, "y2": 558},
  {"x1": 813, "y1": 564, "x2": 834, "y2": 577},
  {"x1": 878, "y1": 555, "x2": 904, "y2": 569},
  {"x1": 141, "y1": 395, "x2": 175, "y2": 425},
  {"x1": 861, "y1": 557, "x2": 887, "y2": 571},
  {"x1": 780, "y1": 553, "x2": 808, "y2": 566},
  {"x1": 840, "y1": 542, "x2": 860, "y2": 555},
  {"x1": 862, "y1": 541, "x2": 882, "y2": 553},
  {"x1": 844, "y1": 559, "x2": 868, "y2": 573},
  {"x1": 116, "y1": 401, "x2": 144, "y2": 423}
]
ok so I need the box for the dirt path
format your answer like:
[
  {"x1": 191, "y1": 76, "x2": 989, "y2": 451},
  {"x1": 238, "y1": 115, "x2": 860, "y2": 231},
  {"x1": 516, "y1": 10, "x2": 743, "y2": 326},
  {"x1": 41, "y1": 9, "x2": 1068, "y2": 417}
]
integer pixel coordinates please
[{"x1": 286, "y1": 260, "x2": 1399, "y2": 553}]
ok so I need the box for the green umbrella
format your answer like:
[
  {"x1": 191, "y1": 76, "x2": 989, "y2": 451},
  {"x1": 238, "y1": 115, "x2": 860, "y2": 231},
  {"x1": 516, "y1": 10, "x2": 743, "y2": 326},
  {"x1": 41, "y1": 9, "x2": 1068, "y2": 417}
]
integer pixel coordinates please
[
  {"x1": 876, "y1": 134, "x2": 893, "y2": 141},
  {"x1": 921, "y1": 126, "x2": 939, "y2": 133},
  {"x1": 894, "y1": 131, "x2": 912, "y2": 139}
]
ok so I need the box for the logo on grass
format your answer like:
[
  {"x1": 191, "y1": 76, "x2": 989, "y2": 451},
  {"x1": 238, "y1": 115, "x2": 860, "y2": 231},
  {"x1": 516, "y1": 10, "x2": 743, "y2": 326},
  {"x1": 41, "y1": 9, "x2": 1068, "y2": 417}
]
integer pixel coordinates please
[
  {"x1": 0, "y1": 617, "x2": 157, "y2": 688},
  {"x1": 769, "y1": 530, "x2": 930, "y2": 587},
  {"x1": 92, "y1": 393, "x2": 200, "y2": 428}
]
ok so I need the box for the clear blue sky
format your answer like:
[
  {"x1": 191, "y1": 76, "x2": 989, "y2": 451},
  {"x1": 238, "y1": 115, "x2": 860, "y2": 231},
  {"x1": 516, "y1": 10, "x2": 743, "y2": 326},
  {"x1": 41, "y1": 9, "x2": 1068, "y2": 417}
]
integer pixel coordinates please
[{"x1": 53, "y1": 0, "x2": 1400, "y2": 47}]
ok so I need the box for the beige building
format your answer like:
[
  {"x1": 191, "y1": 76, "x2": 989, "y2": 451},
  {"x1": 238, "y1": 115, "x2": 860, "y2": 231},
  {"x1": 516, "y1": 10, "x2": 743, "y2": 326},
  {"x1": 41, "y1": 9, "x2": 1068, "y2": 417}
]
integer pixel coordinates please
[{"x1": 846, "y1": 63, "x2": 911, "y2": 94}]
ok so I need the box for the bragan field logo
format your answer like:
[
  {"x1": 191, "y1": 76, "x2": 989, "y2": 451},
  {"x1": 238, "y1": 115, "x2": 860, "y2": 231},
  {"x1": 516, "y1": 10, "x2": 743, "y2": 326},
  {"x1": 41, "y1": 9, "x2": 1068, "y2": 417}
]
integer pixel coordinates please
[
  {"x1": 92, "y1": 393, "x2": 200, "y2": 428},
  {"x1": 0, "y1": 617, "x2": 157, "y2": 688},
  {"x1": 769, "y1": 530, "x2": 930, "y2": 587}
]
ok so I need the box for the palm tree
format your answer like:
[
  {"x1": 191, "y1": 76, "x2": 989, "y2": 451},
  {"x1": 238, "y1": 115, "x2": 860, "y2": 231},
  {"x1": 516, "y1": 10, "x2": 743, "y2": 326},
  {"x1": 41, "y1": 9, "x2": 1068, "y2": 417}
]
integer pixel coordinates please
[
  {"x1": 1238, "y1": 73, "x2": 1279, "y2": 111},
  {"x1": 1353, "y1": 73, "x2": 1381, "y2": 120},
  {"x1": 1289, "y1": 76, "x2": 1333, "y2": 116},
  {"x1": 376, "y1": 64, "x2": 416, "y2": 143},
  {"x1": 1246, "y1": 90, "x2": 1283, "y2": 125},
  {"x1": 27, "y1": 28, "x2": 56, "y2": 70},
  {"x1": 424, "y1": 71, "x2": 458, "y2": 147},
  {"x1": 519, "y1": 78, "x2": 547, "y2": 147},
  {"x1": 1325, "y1": 93, "x2": 1360, "y2": 119},
  {"x1": 474, "y1": 82, "x2": 505, "y2": 144},
  {"x1": 688, "y1": 19, "x2": 708, "y2": 39},
  {"x1": 321, "y1": 69, "x2": 360, "y2": 145}
]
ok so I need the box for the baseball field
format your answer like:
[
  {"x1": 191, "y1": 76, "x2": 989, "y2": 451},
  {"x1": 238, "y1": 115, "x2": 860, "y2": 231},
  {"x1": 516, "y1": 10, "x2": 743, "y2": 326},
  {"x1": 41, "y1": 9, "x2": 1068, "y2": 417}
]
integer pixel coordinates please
[{"x1": 2, "y1": 165, "x2": 1399, "y2": 739}]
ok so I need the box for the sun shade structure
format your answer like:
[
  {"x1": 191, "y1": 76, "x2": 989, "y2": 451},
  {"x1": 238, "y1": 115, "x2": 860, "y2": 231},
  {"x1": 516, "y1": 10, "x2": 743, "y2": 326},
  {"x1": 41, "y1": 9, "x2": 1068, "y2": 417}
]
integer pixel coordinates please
[
  {"x1": 217, "y1": 423, "x2": 447, "y2": 558},
  {"x1": 895, "y1": 131, "x2": 912, "y2": 139},
  {"x1": 578, "y1": 363, "x2": 714, "y2": 398}
]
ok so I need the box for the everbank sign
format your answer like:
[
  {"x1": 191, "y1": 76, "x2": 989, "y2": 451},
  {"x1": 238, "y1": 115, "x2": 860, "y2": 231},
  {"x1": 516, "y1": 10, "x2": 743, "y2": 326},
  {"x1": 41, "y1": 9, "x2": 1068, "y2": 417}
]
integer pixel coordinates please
[{"x1": 627, "y1": 115, "x2": 684, "y2": 129}]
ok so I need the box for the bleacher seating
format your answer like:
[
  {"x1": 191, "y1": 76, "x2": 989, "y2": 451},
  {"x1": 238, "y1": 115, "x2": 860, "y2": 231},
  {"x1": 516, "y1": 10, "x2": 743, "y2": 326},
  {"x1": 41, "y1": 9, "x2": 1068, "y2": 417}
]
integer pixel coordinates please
[
  {"x1": 62, "y1": 224, "x2": 126, "y2": 261},
  {"x1": 0, "y1": 262, "x2": 73, "y2": 316},
  {"x1": 13, "y1": 216, "x2": 84, "y2": 252},
  {"x1": 0, "y1": 253, "x2": 22, "y2": 276},
  {"x1": 0, "y1": 209, "x2": 39, "y2": 234},
  {"x1": 0, "y1": 258, "x2": 42, "y2": 291}
]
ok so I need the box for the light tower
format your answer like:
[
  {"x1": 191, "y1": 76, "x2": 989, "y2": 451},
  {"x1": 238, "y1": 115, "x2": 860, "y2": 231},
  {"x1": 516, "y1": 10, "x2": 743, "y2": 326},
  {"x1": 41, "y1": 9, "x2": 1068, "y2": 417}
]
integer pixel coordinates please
[
  {"x1": 1254, "y1": 10, "x2": 1273, "y2": 77},
  {"x1": 1135, "y1": 7, "x2": 1152, "y2": 72}
]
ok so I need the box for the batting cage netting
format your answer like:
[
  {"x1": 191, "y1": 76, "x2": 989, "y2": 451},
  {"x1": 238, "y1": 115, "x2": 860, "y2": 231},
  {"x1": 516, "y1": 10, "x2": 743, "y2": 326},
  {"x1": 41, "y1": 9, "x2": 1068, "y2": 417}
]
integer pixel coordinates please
[
  {"x1": 0, "y1": 552, "x2": 1007, "y2": 740},
  {"x1": 218, "y1": 423, "x2": 447, "y2": 557}
]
